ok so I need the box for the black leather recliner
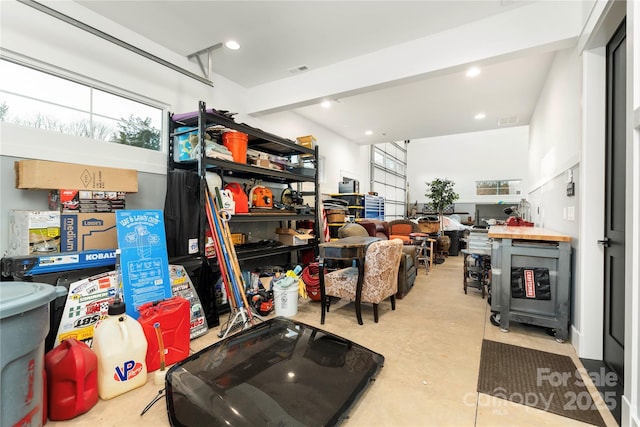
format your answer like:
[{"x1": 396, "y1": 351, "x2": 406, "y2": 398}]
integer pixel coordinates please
[{"x1": 397, "y1": 245, "x2": 417, "y2": 299}]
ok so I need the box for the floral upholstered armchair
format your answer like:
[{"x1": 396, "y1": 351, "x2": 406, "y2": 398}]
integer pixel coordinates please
[
  {"x1": 337, "y1": 221, "x2": 418, "y2": 299},
  {"x1": 323, "y1": 239, "x2": 404, "y2": 323}
]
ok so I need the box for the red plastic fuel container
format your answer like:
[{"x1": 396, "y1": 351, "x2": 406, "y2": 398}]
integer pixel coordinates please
[
  {"x1": 44, "y1": 338, "x2": 98, "y2": 421},
  {"x1": 138, "y1": 297, "x2": 190, "y2": 372},
  {"x1": 224, "y1": 182, "x2": 249, "y2": 213}
]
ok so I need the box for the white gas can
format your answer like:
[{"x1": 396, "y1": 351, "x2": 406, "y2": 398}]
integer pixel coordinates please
[
  {"x1": 92, "y1": 301, "x2": 148, "y2": 400},
  {"x1": 220, "y1": 189, "x2": 236, "y2": 214}
]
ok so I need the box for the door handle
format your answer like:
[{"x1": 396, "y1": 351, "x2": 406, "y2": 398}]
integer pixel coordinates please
[{"x1": 598, "y1": 237, "x2": 610, "y2": 247}]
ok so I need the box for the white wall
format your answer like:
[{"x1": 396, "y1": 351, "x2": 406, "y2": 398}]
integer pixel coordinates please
[
  {"x1": 528, "y1": 46, "x2": 582, "y2": 230},
  {"x1": 528, "y1": 45, "x2": 583, "y2": 340},
  {"x1": 578, "y1": 46, "x2": 607, "y2": 362},
  {"x1": 528, "y1": 48, "x2": 582, "y2": 191},
  {"x1": 246, "y1": 111, "x2": 370, "y2": 197},
  {"x1": 406, "y1": 126, "x2": 529, "y2": 206}
]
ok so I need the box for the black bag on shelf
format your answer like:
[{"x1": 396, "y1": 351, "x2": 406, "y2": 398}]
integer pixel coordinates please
[
  {"x1": 164, "y1": 170, "x2": 203, "y2": 258},
  {"x1": 510, "y1": 267, "x2": 551, "y2": 300}
]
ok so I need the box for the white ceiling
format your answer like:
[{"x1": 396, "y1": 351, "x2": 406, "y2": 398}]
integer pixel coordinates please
[{"x1": 75, "y1": 0, "x2": 582, "y2": 145}]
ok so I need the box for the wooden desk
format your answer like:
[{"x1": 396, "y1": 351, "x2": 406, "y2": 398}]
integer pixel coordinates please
[{"x1": 318, "y1": 236, "x2": 380, "y2": 325}]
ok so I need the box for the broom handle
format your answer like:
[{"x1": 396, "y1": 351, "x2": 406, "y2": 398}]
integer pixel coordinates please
[
  {"x1": 212, "y1": 187, "x2": 253, "y2": 320},
  {"x1": 206, "y1": 188, "x2": 246, "y2": 311},
  {"x1": 203, "y1": 186, "x2": 238, "y2": 310}
]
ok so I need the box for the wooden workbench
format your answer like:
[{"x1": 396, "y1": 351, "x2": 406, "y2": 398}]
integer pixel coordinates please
[{"x1": 488, "y1": 225, "x2": 572, "y2": 242}]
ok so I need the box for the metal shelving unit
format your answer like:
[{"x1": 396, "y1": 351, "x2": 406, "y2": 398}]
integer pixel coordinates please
[{"x1": 167, "y1": 101, "x2": 320, "y2": 265}]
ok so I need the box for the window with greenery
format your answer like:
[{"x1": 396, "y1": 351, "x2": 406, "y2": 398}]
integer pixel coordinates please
[
  {"x1": 0, "y1": 59, "x2": 163, "y2": 151},
  {"x1": 476, "y1": 179, "x2": 522, "y2": 195}
]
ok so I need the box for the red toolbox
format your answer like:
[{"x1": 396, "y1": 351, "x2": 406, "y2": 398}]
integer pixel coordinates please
[{"x1": 138, "y1": 297, "x2": 190, "y2": 372}]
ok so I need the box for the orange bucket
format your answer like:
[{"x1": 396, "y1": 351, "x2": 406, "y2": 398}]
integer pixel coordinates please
[{"x1": 222, "y1": 131, "x2": 248, "y2": 163}]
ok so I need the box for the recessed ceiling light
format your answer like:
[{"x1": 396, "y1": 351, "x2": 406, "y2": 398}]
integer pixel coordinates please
[
  {"x1": 466, "y1": 67, "x2": 481, "y2": 78},
  {"x1": 475, "y1": 113, "x2": 486, "y2": 120},
  {"x1": 320, "y1": 101, "x2": 331, "y2": 109},
  {"x1": 365, "y1": 130, "x2": 373, "y2": 136},
  {"x1": 225, "y1": 40, "x2": 240, "y2": 50}
]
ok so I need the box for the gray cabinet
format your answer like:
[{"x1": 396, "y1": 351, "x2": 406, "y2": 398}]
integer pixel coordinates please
[{"x1": 488, "y1": 226, "x2": 572, "y2": 341}]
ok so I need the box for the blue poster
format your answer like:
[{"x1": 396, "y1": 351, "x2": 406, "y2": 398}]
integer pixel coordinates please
[{"x1": 115, "y1": 210, "x2": 171, "y2": 319}]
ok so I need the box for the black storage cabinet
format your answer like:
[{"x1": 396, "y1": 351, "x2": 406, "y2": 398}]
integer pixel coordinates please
[{"x1": 444, "y1": 230, "x2": 464, "y2": 256}]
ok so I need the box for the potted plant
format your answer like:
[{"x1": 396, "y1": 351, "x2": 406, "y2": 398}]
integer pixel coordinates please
[{"x1": 425, "y1": 178, "x2": 459, "y2": 261}]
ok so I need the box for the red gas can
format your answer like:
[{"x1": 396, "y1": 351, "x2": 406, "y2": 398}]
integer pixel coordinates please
[
  {"x1": 138, "y1": 297, "x2": 190, "y2": 372},
  {"x1": 224, "y1": 182, "x2": 249, "y2": 213},
  {"x1": 44, "y1": 339, "x2": 98, "y2": 421}
]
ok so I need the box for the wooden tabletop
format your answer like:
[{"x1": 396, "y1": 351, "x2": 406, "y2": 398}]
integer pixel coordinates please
[
  {"x1": 319, "y1": 236, "x2": 380, "y2": 260},
  {"x1": 319, "y1": 236, "x2": 380, "y2": 248},
  {"x1": 488, "y1": 226, "x2": 571, "y2": 242}
]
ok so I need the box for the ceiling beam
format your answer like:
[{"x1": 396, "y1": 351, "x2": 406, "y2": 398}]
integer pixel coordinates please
[{"x1": 244, "y1": 1, "x2": 583, "y2": 117}]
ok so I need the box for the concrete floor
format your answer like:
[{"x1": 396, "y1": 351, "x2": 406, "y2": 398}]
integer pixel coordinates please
[{"x1": 48, "y1": 255, "x2": 618, "y2": 426}]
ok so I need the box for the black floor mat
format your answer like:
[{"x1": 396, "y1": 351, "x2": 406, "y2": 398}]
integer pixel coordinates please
[{"x1": 478, "y1": 340, "x2": 607, "y2": 426}]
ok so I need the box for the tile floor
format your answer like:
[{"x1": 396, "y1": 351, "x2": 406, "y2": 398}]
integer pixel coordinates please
[{"x1": 49, "y1": 255, "x2": 618, "y2": 426}]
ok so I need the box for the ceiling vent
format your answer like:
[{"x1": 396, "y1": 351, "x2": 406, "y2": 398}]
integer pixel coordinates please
[
  {"x1": 497, "y1": 115, "x2": 519, "y2": 126},
  {"x1": 288, "y1": 65, "x2": 309, "y2": 74}
]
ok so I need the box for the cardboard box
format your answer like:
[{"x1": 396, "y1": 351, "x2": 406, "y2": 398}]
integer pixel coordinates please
[
  {"x1": 15, "y1": 160, "x2": 138, "y2": 192},
  {"x1": 231, "y1": 233, "x2": 246, "y2": 245},
  {"x1": 49, "y1": 190, "x2": 126, "y2": 212},
  {"x1": 8, "y1": 210, "x2": 60, "y2": 256},
  {"x1": 296, "y1": 135, "x2": 317, "y2": 148},
  {"x1": 60, "y1": 213, "x2": 117, "y2": 252},
  {"x1": 276, "y1": 228, "x2": 314, "y2": 246}
]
